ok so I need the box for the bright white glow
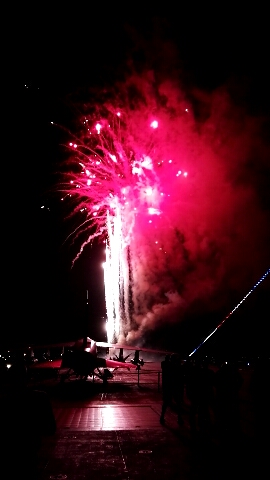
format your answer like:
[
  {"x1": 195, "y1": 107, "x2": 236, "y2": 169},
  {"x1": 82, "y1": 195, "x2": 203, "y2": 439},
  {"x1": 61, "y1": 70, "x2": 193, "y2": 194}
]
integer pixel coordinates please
[
  {"x1": 104, "y1": 210, "x2": 121, "y2": 342},
  {"x1": 104, "y1": 207, "x2": 131, "y2": 342},
  {"x1": 148, "y1": 207, "x2": 161, "y2": 215},
  {"x1": 95, "y1": 123, "x2": 102, "y2": 134}
]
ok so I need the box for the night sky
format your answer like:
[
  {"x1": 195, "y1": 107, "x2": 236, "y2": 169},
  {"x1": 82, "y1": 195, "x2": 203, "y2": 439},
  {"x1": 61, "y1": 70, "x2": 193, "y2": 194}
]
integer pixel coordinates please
[{"x1": 3, "y1": 5, "x2": 270, "y2": 359}]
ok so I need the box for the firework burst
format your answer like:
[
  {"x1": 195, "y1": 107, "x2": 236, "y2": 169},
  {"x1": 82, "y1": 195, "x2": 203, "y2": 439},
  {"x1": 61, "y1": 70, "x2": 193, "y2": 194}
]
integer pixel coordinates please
[
  {"x1": 49, "y1": 73, "x2": 270, "y2": 355},
  {"x1": 56, "y1": 90, "x2": 189, "y2": 343}
]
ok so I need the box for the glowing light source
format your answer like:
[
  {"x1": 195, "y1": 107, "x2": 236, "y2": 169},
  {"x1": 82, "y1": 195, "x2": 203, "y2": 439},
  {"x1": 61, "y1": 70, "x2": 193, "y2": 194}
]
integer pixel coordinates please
[
  {"x1": 148, "y1": 207, "x2": 161, "y2": 215},
  {"x1": 95, "y1": 123, "x2": 102, "y2": 134}
]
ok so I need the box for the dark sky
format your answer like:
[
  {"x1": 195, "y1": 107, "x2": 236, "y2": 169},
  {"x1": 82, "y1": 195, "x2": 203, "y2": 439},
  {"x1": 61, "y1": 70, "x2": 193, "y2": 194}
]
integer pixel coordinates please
[{"x1": 3, "y1": 5, "x2": 270, "y2": 358}]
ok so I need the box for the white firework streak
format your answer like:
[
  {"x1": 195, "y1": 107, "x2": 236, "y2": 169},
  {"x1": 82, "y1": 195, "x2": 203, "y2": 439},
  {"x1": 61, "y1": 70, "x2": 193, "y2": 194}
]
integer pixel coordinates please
[
  {"x1": 105, "y1": 210, "x2": 121, "y2": 342},
  {"x1": 105, "y1": 207, "x2": 133, "y2": 343}
]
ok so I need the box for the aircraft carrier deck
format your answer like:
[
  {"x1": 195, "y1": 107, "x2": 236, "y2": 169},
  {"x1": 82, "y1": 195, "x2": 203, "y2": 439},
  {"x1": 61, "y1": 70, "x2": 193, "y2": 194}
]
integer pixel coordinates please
[{"x1": 33, "y1": 362, "x2": 267, "y2": 479}]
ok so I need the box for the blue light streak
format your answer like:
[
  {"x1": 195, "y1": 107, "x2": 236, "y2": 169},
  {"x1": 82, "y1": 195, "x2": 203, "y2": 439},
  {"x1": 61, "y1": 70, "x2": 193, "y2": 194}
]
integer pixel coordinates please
[{"x1": 189, "y1": 268, "x2": 270, "y2": 357}]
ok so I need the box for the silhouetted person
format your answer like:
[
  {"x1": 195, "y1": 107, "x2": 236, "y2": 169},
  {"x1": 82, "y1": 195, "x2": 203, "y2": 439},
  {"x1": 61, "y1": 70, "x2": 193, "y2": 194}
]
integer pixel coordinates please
[
  {"x1": 0, "y1": 361, "x2": 56, "y2": 480},
  {"x1": 160, "y1": 354, "x2": 172, "y2": 424},
  {"x1": 185, "y1": 357, "x2": 201, "y2": 433},
  {"x1": 171, "y1": 353, "x2": 185, "y2": 425},
  {"x1": 185, "y1": 357, "x2": 215, "y2": 434},
  {"x1": 214, "y1": 360, "x2": 243, "y2": 437},
  {"x1": 197, "y1": 357, "x2": 215, "y2": 433},
  {"x1": 250, "y1": 356, "x2": 270, "y2": 440},
  {"x1": 160, "y1": 354, "x2": 184, "y2": 425}
]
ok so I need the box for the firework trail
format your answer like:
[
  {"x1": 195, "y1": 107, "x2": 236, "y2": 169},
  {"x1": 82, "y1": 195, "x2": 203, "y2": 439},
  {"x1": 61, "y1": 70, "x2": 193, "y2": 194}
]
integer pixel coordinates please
[{"x1": 57, "y1": 91, "x2": 189, "y2": 343}]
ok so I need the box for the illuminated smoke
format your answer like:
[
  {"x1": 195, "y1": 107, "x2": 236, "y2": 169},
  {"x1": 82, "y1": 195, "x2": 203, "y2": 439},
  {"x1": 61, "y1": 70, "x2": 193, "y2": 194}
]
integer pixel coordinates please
[{"x1": 57, "y1": 74, "x2": 270, "y2": 347}]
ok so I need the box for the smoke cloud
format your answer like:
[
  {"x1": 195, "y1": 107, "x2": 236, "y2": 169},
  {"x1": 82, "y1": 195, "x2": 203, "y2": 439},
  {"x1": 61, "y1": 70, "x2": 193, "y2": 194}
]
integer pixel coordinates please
[{"x1": 104, "y1": 68, "x2": 270, "y2": 347}]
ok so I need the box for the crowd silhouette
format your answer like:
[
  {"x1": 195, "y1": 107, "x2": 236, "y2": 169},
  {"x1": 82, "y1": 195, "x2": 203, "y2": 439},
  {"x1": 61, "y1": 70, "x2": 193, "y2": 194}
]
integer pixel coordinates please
[
  {"x1": 160, "y1": 353, "x2": 185, "y2": 425},
  {"x1": 160, "y1": 353, "x2": 248, "y2": 441}
]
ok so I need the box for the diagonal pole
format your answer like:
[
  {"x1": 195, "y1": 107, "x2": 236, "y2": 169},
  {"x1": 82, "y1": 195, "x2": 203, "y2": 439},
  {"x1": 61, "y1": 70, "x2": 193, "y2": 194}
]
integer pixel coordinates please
[{"x1": 189, "y1": 268, "x2": 270, "y2": 357}]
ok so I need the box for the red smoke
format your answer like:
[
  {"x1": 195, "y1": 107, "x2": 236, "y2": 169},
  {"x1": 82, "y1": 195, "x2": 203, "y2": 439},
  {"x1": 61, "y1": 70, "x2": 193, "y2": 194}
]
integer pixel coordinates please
[{"x1": 62, "y1": 69, "x2": 270, "y2": 348}]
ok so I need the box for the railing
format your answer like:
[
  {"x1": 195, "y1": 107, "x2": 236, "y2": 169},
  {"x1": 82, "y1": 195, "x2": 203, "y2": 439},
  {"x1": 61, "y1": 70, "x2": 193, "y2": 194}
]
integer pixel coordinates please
[{"x1": 110, "y1": 367, "x2": 162, "y2": 389}]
